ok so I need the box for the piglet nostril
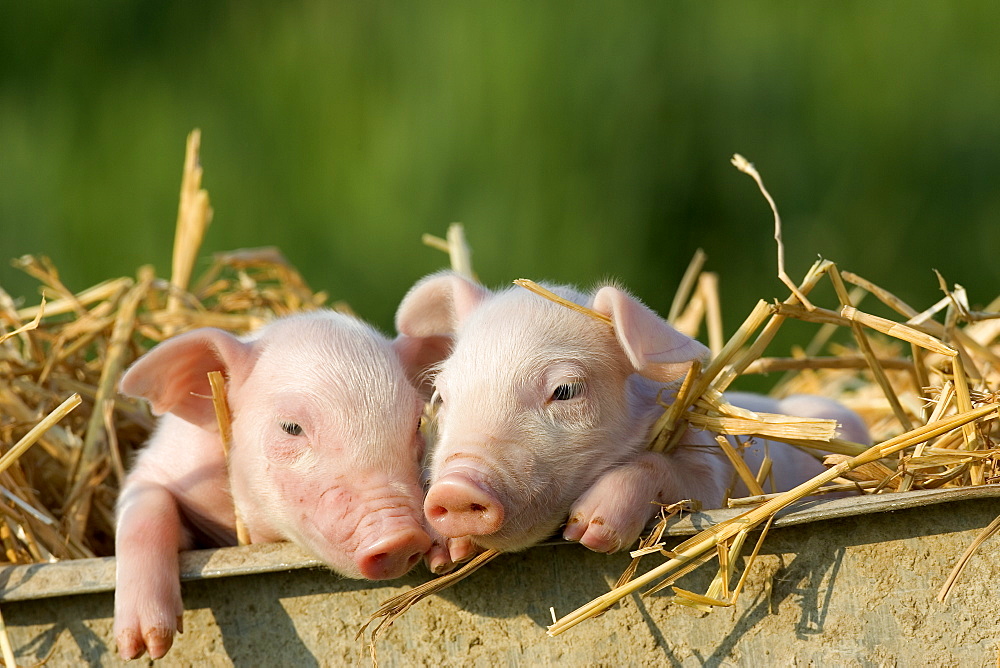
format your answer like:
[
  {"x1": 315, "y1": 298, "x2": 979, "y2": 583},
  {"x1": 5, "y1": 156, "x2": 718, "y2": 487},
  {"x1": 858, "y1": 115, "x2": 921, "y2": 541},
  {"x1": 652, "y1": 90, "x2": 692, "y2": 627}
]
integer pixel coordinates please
[{"x1": 426, "y1": 503, "x2": 449, "y2": 521}]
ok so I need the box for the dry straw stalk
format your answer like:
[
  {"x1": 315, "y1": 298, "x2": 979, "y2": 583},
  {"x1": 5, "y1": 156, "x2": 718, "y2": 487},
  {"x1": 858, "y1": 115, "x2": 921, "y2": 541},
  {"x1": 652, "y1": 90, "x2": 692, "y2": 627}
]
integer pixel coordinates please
[{"x1": 208, "y1": 371, "x2": 250, "y2": 546}]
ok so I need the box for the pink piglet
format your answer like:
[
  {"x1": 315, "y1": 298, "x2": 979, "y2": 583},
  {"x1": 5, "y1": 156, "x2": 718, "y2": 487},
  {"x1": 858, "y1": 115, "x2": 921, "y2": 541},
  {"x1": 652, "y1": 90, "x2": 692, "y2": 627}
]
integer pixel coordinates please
[
  {"x1": 396, "y1": 272, "x2": 870, "y2": 571},
  {"x1": 114, "y1": 310, "x2": 432, "y2": 660}
]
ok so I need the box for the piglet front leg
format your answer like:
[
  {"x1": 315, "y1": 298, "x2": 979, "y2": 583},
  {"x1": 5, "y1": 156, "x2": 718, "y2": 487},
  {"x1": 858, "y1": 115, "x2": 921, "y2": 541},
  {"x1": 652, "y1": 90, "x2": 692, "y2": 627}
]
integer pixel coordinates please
[
  {"x1": 114, "y1": 481, "x2": 189, "y2": 660},
  {"x1": 562, "y1": 450, "x2": 721, "y2": 553}
]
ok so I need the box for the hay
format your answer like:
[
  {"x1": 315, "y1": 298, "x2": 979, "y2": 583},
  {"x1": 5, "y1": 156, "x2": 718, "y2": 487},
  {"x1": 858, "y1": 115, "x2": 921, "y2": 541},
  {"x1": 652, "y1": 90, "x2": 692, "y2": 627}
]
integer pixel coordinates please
[
  {"x1": 544, "y1": 154, "x2": 1000, "y2": 636},
  {"x1": 208, "y1": 370, "x2": 249, "y2": 546},
  {"x1": 3, "y1": 136, "x2": 1000, "y2": 660},
  {"x1": 548, "y1": 404, "x2": 998, "y2": 635},
  {"x1": 0, "y1": 130, "x2": 328, "y2": 566}
]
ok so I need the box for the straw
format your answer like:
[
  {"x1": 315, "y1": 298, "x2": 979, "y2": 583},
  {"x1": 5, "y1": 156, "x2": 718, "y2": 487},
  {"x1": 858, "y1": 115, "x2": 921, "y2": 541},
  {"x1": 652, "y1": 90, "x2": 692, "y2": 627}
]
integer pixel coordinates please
[
  {"x1": 167, "y1": 129, "x2": 214, "y2": 320},
  {"x1": 67, "y1": 270, "x2": 153, "y2": 523},
  {"x1": 0, "y1": 604, "x2": 17, "y2": 668},
  {"x1": 668, "y1": 249, "x2": 707, "y2": 324},
  {"x1": 648, "y1": 360, "x2": 701, "y2": 453},
  {"x1": 512, "y1": 279, "x2": 613, "y2": 326},
  {"x1": 357, "y1": 549, "x2": 501, "y2": 667},
  {"x1": 208, "y1": 371, "x2": 250, "y2": 546},
  {"x1": 0, "y1": 394, "x2": 82, "y2": 478},
  {"x1": 0, "y1": 295, "x2": 44, "y2": 345},
  {"x1": 548, "y1": 404, "x2": 998, "y2": 636},
  {"x1": 743, "y1": 356, "x2": 913, "y2": 374},
  {"x1": 699, "y1": 272, "x2": 724, "y2": 356},
  {"x1": 828, "y1": 265, "x2": 914, "y2": 432},
  {"x1": 731, "y1": 154, "x2": 813, "y2": 310},
  {"x1": 422, "y1": 223, "x2": 475, "y2": 281},
  {"x1": 938, "y1": 513, "x2": 1000, "y2": 603},
  {"x1": 716, "y1": 436, "x2": 765, "y2": 497}
]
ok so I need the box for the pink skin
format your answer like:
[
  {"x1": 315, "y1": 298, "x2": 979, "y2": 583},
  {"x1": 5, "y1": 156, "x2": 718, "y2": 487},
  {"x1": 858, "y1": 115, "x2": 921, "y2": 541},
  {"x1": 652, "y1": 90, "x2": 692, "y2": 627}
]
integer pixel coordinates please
[
  {"x1": 114, "y1": 311, "x2": 431, "y2": 660},
  {"x1": 397, "y1": 271, "x2": 871, "y2": 569}
]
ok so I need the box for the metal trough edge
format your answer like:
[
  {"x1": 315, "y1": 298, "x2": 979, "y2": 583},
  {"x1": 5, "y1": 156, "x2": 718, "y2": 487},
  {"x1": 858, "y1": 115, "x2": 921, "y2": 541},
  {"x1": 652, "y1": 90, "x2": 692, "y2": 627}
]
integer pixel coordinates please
[{"x1": 3, "y1": 486, "x2": 999, "y2": 603}]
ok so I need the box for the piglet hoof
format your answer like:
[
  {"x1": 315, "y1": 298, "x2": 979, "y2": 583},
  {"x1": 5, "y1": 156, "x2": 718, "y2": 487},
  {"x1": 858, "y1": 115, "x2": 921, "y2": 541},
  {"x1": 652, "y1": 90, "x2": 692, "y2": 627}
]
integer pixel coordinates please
[
  {"x1": 563, "y1": 513, "x2": 628, "y2": 554},
  {"x1": 446, "y1": 535, "x2": 480, "y2": 564},
  {"x1": 115, "y1": 628, "x2": 146, "y2": 661},
  {"x1": 114, "y1": 572, "x2": 183, "y2": 660},
  {"x1": 115, "y1": 614, "x2": 180, "y2": 661},
  {"x1": 578, "y1": 521, "x2": 626, "y2": 554},
  {"x1": 426, "y1": 540, "x2": 457, "y2": 575},
  {"x1": 423, "y1": 525, "x2": 458, "y2": 574},
  {"x1": 424, "y1": 532, "x2": 480, "y2": 574}
]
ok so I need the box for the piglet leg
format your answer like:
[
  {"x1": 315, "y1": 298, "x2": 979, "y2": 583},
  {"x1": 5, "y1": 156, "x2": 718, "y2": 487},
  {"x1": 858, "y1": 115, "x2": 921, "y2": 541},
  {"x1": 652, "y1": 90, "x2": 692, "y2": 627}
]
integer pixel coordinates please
[
  {"x1": 563, "y1": 452, "x2": 687, "y2": 553},
  {"x1": 114, "y1": 482, "x2": 188, "y2": 660}
]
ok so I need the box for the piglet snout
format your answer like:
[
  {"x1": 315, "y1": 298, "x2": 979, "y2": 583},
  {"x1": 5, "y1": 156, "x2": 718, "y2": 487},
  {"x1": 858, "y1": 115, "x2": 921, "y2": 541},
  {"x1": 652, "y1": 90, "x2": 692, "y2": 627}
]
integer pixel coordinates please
[
  {"x1": 424, "y1": 472, "x2": 505, "y2": 538},
  {"x1": 356, "y1": 528, "x2": 433, "y2": 580}
]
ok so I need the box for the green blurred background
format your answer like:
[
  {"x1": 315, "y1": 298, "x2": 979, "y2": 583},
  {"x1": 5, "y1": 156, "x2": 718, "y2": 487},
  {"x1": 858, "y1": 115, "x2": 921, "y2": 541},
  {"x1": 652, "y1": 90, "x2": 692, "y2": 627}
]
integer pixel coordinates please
[{"x1": 2, "y1": 3, "x2": 998, "y2": 350}]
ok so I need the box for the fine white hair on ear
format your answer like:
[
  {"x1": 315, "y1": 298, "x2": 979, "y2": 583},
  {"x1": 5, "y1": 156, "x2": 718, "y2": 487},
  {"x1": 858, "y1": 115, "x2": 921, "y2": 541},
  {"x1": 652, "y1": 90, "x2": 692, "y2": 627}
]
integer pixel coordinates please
[
  {"x1": 395, "y1": 270, "x2": 491, "y2": 338},
  {"x1": 119, "y1": 328, "x2": 254, "y2": 429},
  {"x1": 591, "y1": 285, "x2": 710, "y2": 383}
]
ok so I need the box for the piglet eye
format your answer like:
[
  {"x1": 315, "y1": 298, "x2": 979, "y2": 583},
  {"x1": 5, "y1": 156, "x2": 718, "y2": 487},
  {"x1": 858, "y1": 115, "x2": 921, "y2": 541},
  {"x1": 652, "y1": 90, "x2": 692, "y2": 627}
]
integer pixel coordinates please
[
  {"x1": 280, "y1": 421, "x2": 303, "y2": 436},
  {"x1": 551, "y1": 382, "x2": 584, "y2": 401}
]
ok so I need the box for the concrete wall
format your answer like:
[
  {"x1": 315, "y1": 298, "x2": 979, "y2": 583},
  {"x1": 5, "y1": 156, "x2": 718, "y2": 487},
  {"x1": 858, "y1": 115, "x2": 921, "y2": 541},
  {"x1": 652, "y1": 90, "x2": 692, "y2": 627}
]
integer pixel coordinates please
[{"x1": 3, "y1": 490, "x2": 1000, "y2": 666}]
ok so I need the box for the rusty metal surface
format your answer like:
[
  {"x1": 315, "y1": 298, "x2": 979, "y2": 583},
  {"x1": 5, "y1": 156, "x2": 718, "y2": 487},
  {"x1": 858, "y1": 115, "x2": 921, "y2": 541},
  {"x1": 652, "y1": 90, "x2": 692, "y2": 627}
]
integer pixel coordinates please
[
  {"x1": 2, "y1": 494, "x2": 1000, "y2": 666},
  {"x1": 4, "y1": 486, "x2": 1000, "y2": 603},
  {"x1": 0, "y1": 542, "x2": 325, "y2": 603}
]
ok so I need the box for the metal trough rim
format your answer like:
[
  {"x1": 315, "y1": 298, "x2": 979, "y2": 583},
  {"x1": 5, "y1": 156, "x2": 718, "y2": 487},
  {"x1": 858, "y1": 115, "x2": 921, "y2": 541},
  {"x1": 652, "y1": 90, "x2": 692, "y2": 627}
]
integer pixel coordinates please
[{"x1": 3, "y1": 486, "x2": 999, "y2": 603}]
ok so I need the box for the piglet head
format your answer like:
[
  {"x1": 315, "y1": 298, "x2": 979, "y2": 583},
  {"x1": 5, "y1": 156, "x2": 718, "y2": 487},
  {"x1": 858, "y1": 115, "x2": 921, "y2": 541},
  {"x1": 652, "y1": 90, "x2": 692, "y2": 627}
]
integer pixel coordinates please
[
  {"x1": 396, "y1": 271, "x2": 709, "y2": 553},
  {"x1": 120, "y1": 311, "x2": 431, "y2": 580}
]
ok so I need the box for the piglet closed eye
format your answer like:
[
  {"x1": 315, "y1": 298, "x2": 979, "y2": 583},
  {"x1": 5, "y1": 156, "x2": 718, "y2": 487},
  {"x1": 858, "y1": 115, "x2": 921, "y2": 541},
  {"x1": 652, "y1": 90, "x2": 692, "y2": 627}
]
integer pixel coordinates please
[
  {"x1": 114, "y1": 310, "x2": 432, "y2": 660},
  {"x1": 396, "y1": 271, "x2": 870, "y2": 569}
]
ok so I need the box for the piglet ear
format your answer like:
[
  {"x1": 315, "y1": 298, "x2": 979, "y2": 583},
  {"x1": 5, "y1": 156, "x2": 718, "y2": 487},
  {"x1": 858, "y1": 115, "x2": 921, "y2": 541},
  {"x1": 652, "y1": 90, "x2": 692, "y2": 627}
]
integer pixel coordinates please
[
  {"x1": 592, "y1": 286, "x2": 711, "y2": 383},
  {"x1": 395, "y1": 271, "x2": 490, "y2": 337},
  {"x1": 120, "y1": 328, "x2": 255, "y2": 429},
  {"x1": 391, "y1": 334, "x2": 453, "y2": 398},
  {"x1": 394, "y1": 271, "x2": 488, "y2": 395}
]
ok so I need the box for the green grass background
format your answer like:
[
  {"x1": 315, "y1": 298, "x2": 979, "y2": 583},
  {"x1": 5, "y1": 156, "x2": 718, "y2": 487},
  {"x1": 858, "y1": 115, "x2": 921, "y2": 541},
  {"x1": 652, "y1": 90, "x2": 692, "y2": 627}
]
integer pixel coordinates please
[{"x1": 2, "y1": 3, "x2": 998, "y2": 358}]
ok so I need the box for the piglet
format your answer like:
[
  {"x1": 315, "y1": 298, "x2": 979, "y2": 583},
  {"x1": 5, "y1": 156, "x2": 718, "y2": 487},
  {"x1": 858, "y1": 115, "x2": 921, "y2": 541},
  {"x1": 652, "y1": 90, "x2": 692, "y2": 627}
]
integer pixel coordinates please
[
  {"x1": 114, "y1": 310, "x2": 431, "y2": 660},
  {"x1": 396, "y1": 272, "x2": 869, "y2": 568}
]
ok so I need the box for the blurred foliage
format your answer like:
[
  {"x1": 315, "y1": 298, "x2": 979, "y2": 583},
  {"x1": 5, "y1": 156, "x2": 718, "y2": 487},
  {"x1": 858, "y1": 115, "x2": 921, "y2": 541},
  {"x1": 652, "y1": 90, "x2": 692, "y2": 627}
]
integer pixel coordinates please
[{"x1": 2, "y1": 2, "x2": 998, "y2": 366}]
